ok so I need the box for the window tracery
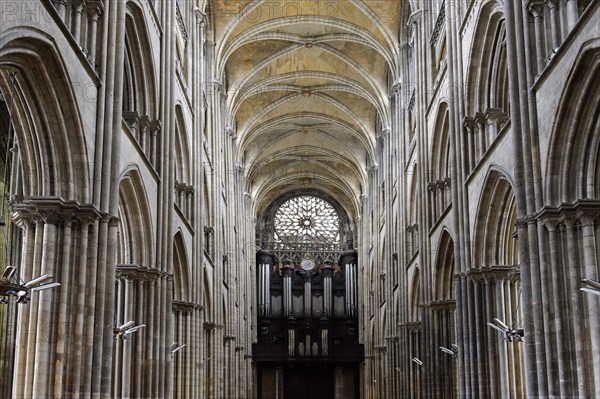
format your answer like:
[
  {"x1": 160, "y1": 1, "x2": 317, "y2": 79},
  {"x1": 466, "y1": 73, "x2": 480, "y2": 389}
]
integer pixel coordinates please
[{"x1": 273, "y1": 195, "x2": 340, "y2": 244}]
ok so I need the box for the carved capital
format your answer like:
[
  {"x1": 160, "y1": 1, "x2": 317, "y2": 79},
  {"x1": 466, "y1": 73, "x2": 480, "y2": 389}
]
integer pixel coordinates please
[
  {"x1": 86, "y1": 0, "x2": 104, "y2": 19},
  {"x1": 577, "y1": 211, "x2": 597, "y2": 228},
  {"x1": 172, "y1": 300, "x2": 200, "y2": 314},
  {"x1": 226, "y1": 127, "x2": 237, "y2": 140},
  {"x1": 526, "y1": 0, "x2": 545, "y2": 17},
  {"x1": 485, "y1": 107, "x2": 506, "y2": 124},
  {"x1": 123, "y1": 111, "x2": 140, "y2": 129},
  {"x1": 150, "y1": 119, "x2": 162, "y2": 135},
  {"x1": 195, "y1": 7, "x2": 207, "y2": 26},
  {"x1": 463, "y1": 116, "x2": 475, "y2": 133}
]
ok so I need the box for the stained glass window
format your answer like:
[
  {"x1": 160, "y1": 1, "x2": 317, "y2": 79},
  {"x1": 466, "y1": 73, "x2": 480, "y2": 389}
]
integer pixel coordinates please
[{"x1": 274, "y1": 196, "x2": 340, "y2": 244}]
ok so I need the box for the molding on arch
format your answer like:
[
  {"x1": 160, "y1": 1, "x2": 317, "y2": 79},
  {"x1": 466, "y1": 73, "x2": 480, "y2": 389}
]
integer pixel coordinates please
[
  {"x1": 545, "y1": 38, "x2": 600, "y2": 204},
  {"x1": 0, "y1": 27, "x2": 90, "y2": 202}
]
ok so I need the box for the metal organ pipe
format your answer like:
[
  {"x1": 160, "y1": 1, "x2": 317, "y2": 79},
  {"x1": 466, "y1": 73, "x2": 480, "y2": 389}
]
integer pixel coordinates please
[
  {"x1": 304, "y1": 277, "x2": 312, "y2": 318},
  {"x1": 345, "y1": 263, "x2": 350, "y2": 316},
  {"x1": 351, "y1": 264, "x2": 357, "y2": 317},
  {"x1": 256, "y1": 251, "x2": 274, "y2": 318},
  {"x1": 341, "y1": 251, "x2": 358, "y2": 318},
  {"x1": 265, "y1": 264, "x2": 270, "y2": 317},
  {"x1": 324, "y1": 264, "x2": 333, "y2": 318},
  {"x1": 283, "y1": 263, "x2": 293, "y2": 318}
]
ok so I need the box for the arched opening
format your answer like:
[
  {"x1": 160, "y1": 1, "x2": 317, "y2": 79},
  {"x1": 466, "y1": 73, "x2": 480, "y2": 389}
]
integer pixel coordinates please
[
  {"x1": 112, "y1": 167, "x2": 157, "y2": 399},
  {"x1": 174, "y1": 106, "x2": 193, "y2": 222},
  {"x1": 0, "y1": 33, "x2": 90, "y2": 398},
  {"x1": 253, "y1": 192, "x2": 362, "y2": 399},
  {"x1": 428, "y1": 231, "x2": 456, "y2": 399},
  {"x1": 122, "y1": 3, "x2": 160, "y2": 168},
  {"x1": 472, "y1": 169, "x2": 524, "y2": 398},
  {"x1": 464, "y1": 2, "x2": 510, "y2": 171},
  {"x1": 542, "y1": 41, "x2": 600, "y2": 397},
  {"x1": 429, "y1": 104, "x2": 451, "y2": 225}
]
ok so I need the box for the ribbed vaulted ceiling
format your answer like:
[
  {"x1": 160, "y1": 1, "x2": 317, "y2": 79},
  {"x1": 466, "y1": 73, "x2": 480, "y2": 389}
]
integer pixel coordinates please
[{"x1": 214, "y1": 0, "x2": 402, "y2": 219}]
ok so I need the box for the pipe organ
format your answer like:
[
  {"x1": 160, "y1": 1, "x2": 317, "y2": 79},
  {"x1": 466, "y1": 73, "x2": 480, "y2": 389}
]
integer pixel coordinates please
[
  {"x1": 253, "y1": 248, "x2": 364, "y2": 389},
  {"x1": 253, "y1": 195, "x2": 363, "y2": 398}
]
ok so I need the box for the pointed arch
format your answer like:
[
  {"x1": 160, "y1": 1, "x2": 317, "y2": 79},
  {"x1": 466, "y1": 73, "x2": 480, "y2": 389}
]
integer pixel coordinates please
[
  {"x1": 117, "y1": 165, "x2": 154, "y2": 267},
  {"x1": 173, "y1": 231, "x2": 190, "y2": 302},
  {"x1": 473, "y1": 167, "x2": 518, "y2": 267},
  {"x1": 410, "y1": 267, "x2": 421, "y2": 321},
  {"x1": 203, "y1": 264, "x2": 213, "y2": 321},
  {"x1": 464, "y1": 0, "x2": 509, "y2": 116},
  {"x1": 0, "y1": 28, "x2": 90, "y2": 202},
  {"x1": 430, "y1": 102, "x2": 451, "y2": 180},
  {"x1": 174, "y1": 105, "x2": 191, "y2": 185},
  {"x1": 123, "y1": 2, "x2": 158, "y2": 118},
  {"x1": 546, "y1": 39, "x2": 600, "y2": 204},
  {"x1": 434, "y1": 231, "x2": 455, "y2": 301}
]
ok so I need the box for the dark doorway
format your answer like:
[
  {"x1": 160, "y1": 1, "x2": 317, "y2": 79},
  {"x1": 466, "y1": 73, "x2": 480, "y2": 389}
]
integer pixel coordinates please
[{"x1": 284, "y1": 366, "x2": 334, "y2": 399}]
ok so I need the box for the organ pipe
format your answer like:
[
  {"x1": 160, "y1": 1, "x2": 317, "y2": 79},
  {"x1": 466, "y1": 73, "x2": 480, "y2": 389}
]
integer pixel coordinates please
[
  {"x1": 340, "y1": 251, "x2": 358, "y2": 318},
  {"x1": 283, "y1": 264, "x2": 293, "y2": 318},
  {"x1": 256, "y1": 251, "x2": 274, "y2": 318}
]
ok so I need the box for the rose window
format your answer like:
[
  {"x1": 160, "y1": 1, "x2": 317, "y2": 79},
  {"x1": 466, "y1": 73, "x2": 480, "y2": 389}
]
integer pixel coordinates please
[{"x1": 274, "y1": 196, "x2": 340, "y2": 244}]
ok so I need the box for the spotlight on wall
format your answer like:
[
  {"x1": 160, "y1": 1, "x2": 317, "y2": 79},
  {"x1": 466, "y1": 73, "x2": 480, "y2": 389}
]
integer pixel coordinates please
[
  {"x1": 487, "y1": 317, "x2": 523, "y2": 342},
  {"x1": 581, "y1": 279, "x2": 600, "y2": 296},
  {"x1": 411, "y1": 357, "x2": 423, "y2": 366},
  {"x1": 439, "y1": 345, "x2": 458, "y2": 359},
  {"x1": 171, "y1": 342, "x2": 187, "y2": 354},
  {"x1": 114, "y1": 321, "x2": 145, "y2": 339},
  {"x1": 0, "y1": 266, "x2": 60, "y2": 304}
]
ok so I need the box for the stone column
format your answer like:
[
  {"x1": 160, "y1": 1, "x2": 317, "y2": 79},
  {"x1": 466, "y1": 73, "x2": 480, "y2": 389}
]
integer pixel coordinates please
[
  {"x1": 577, "y1": 211, "x2": 600, "y2": 397},
  {"x1": 123, "y1": 111, "x2": 141, "y2": 141},
  {"x1": 12, "y1": 219, "x2": 34, "y2": 399},
  {"x1": 53, "y1": 216, "x2": 74, "y2": 397},
  {"x1": 485, "y1": 108, "x2": 504, "y2": 144},
  {"x1": 32, "y1": 215, "x2": 59, "y2": 398},
  {"x1": 52, "y1": 0, "x2": 68, "y2": 20},
  {"x1": 436, "y1": 179, "x2": 446, "y2": 213},
  {"x1": 185, "y1": 185, "x2": 194, "y2": 221},
  {"x1": 71, "y1": 0, "x2": 86, "y2": 45},
  {"x1": 150, "y1": 120, "x2": 162, "y2": 170},
  {"x1": 563, "y1": 216, "x2": 590, "y2": 397},
  {"x1": 475, "y1": 112, "x2": 487, "y2": 158},
  {"x1": 544, "y1": 218, "x2": 571, "y2": 397},
  {"x1": 546, "y1": 0, "x2": 562, "y2": 50},
  {"x1": 406, "y1": 225, "x2": 414, "y2": 260},
  {"x1": 527, "y1": 0, "x2": 547, "y2": 73},
  {"x1": 20, "y1": 218, "x2": 42, "y2": 397},
  {"x1": 139, "y1": 115, "x2": 151, "y2": 157},
  {"x1": 495, "y1": 277, "x2": 510, "y2": 396},
  {"x1": 122, "y1": 275, "x2": 134, "y2": 399},
  {"x1": 86, "y1": 1, "x2": 104, "y2": 66},
  {"x1": 463, "y1": 117, "x2": 475, "y2": 172},
  {"x1": 565, "y1": 0, "x2": 579, "y2": 30},
  {"x1": 428, "y1": 182, "x2": 437, "y2": 222}
]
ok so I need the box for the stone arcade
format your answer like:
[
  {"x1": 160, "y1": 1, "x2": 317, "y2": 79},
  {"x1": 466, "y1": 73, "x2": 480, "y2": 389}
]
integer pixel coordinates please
[{"x1": 0, "y1": 0, "x2": 599, "y2": 398}]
